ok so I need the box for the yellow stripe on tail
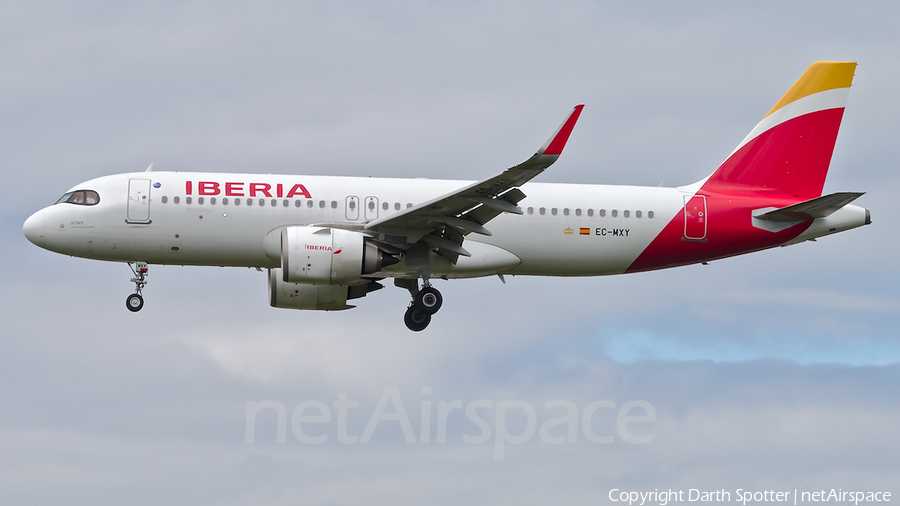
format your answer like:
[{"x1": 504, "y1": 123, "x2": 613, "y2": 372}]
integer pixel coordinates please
[{"x1": 763, "y1": 61, "x2": 856, "y2": 119}]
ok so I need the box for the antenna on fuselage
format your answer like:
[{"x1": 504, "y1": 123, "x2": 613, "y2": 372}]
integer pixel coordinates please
[{"x1": 145, "y1": 163, "x2": 154, "y2": 172}]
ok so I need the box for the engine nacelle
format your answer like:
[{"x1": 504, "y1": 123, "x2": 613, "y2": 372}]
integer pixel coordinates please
[
  {"x1": 268, "y1": 268, "x2": 352, "y2": 310},
  {"x1": 268, "y1": 268, "x2": 385, "y2": 311},
  {"x1": 281, "y1": 226, "x2": 387, "y2": 285}
]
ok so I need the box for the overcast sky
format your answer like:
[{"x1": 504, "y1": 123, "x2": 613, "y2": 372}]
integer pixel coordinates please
[{"x1": 2, "y1": 2, "x2": 899, "y2": 505}]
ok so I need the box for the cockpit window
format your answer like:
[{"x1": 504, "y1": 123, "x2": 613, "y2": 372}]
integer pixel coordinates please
[{"x1": 55, "y1": 190, "x2": 100, "y2": 206}]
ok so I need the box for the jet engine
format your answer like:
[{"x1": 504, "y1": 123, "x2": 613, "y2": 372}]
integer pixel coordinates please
[
  {"x1": 268, "y1": 268, "x2": 384, "y2": 310},
  {"x1": 280, "y1": 226, "x2": 394, "y2": 285}
]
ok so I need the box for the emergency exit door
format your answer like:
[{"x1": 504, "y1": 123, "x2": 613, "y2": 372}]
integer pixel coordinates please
[
  {"x1": 364, "y1": 196, "x2": 378, "y2": 220},
  {"x1": 345, "y1": 196, "x2": 359, "y2": 220}
]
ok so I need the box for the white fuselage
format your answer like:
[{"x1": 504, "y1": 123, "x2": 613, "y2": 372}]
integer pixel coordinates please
[{"x1": 24, "y1": 171, "x2": 686, "y2": 277}]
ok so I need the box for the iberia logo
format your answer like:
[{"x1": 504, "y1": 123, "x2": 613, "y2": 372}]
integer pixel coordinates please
[
  {"x1": 563, "y1": 227, "x2": 574, "y2": 235},
  {"x1": 333, "y1": 247, "x2": 343, "y2": 255}
]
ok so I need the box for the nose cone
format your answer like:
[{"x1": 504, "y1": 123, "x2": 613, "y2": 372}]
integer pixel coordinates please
[{"x1": 23, "y1": 210, "x2": 47, "y2": 248}]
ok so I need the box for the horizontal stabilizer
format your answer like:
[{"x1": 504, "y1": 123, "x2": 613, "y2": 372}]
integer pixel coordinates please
[{"x1": 755, "y1": 192, "x2": 864, "y2": 222}]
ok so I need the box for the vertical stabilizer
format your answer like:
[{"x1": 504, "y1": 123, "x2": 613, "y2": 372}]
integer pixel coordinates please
[{"x1": 702, "y1": 61, "x2": 856, "y2": 198}]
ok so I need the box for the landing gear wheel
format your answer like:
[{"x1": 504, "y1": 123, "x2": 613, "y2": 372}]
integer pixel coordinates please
[
  {"x1": 414, "y1": 286, "x2": 442, "y2": 315},
  {"x1": 126, "y1": 293, "x2": 144, "y2": 312},
  {"x1": 404, "y1": 306, "x2": 431, "y2": 331},
  {"x1": 126, "y1": 261, "x2": 149, "y2": 313}
]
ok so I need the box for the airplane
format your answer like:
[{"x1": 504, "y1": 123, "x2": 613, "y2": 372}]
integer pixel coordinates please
[{"x1": 23, "y1": 61, "x2": 870, "y2": 331}]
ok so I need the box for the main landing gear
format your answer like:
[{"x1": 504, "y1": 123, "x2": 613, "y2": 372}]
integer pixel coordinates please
[
  {"x1": 398, "y1": 280, "x2": 443, "y2": 332},
  {"x1": 126, "y1": 261, "x2": 148, "y2": 312}
]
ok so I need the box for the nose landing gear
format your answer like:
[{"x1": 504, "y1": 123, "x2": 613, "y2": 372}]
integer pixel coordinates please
[{"x1": 126, "y1": 261, "x2": 148, "y2": 312}]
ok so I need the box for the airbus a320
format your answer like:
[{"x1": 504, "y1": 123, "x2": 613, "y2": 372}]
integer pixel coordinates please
[{"x1": 23, "y1": 62, "x2": 870, "y2": 331}]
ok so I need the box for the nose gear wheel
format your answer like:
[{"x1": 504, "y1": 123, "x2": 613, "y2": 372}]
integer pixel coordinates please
[
  {"x1": 126, "y1": 293, "x2": 144, "y2": 312},
  {"x1": 126, "y1": 261, "x2": 149, "y2": 312}
]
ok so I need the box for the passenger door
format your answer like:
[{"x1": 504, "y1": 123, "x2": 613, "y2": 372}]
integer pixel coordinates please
[
  {"x1": 127, "y1": 179, "x2": 152, "y2": 223},
  {"x1": 683, "y1": 194, "x2": 707, "y2": 241}
]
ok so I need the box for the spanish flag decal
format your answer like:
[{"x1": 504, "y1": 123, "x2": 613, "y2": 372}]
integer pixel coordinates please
[{"x1": 580, "y1": 228, "x2": 590, "y2": 235}]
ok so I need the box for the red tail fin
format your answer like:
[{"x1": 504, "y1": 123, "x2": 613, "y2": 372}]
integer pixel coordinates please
[{"x1": 702, "y1": 61, "x2": 856, "y2": 198}]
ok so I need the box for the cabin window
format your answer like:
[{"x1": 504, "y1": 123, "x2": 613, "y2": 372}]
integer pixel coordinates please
[
  {"x1": 295, "y1": 200, "x2": 302, "y2": 208},
  {"x1": 648, "y1": 211, "x2": 655, "y2": 219},
  {"x1": 283, "y1": 200, "x2": 289, "y2": 207},
  {"x1": 575, "y1": 208, "x2": 582, "y2": 216},
  {"x1": 395, "y1": 202, "x2": 401, "y2": 211},
  {"x1": 307, "y1": 200, "x2": 313, "y2": 208},
  {"x1": 382, "y1": 202, "x2": 389, "y2": 210},
  {"x1": 539, "y1": 207, "x2": 546, "y2": 215},
  {"x1": 599, "y1": 209, "x2": 606, "y2": 217},
  {"x1": 527, "y1": 207, "x2": 534, "y2": 215},
  {"x1": 174, "y1": 196, "x2": 180, "y2": 204},
  {"x1": 198, "y1": 197, "x2": 205, "y2": 205},
  {"x1": 587, "y1": 209, "x2": 594, "y2": 217},
  {"x1": 623, "y1": 210, "x2": 629, "y2": 218},
  {"x1": 563, "y1": 208, "x2": 570, "y2": 216},
  {"x1": 636, "y1": 210, "x2": 642, "y2": 218},
  {"x1": 186, "y1": 197, "x2": 192, "y2": 205},
  {"x1": 234, "y1": 198, "x2": 240, "y2": 206},
  {"x1": 55, "y1": 190, "x2": 101, "y2": 206},
  {"x1": 551, "y1": 208, "x2": 558, "y2": 216},
  {"x1": 222, "y1": 198, "x2": 228, "y2": 205},
  {"x1": 407, "y1": 203, "x2": 412, "y2": 208},
  {"x1": 611, "y1": 209, "x2": 618, "y2": 217},
  {"x1": 161, "y1": 196, "x2": 168, "y2": 204},
  {"x1": 331, "y1": 200, "x2": 338, "y2": 209},
  {"x1": 247, "y1": 199, "x2": 252, "y2": 206},
  {"x1": 210, "y1": 197, "x2": 216, "y2": 205}
]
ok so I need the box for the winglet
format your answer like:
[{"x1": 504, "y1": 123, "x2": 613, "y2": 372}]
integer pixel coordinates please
[{"x1": 539, "y1": 105, "x2": 584, "y2": 156}]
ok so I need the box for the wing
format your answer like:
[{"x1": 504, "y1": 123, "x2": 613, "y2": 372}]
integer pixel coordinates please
[{"x1": 364, "y1": 105, "x2": 584, "y2": 268}]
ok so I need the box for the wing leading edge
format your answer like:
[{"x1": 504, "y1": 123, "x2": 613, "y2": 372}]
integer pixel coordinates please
[{"x1": 364, "y1": 105, "x2": 584, "y2": 269}]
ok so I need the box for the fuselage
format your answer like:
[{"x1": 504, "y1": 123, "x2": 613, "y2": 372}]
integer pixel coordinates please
[{"x1": 22, "y1": 171, "x2": 868, "y2": 279}]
